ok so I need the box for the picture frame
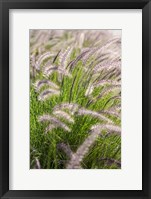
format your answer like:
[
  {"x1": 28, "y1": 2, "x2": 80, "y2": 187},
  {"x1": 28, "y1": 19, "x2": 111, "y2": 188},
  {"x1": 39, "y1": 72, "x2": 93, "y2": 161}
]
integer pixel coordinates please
[{"x1": 0, "y1": 0, "x2": 150, "y2": 198}]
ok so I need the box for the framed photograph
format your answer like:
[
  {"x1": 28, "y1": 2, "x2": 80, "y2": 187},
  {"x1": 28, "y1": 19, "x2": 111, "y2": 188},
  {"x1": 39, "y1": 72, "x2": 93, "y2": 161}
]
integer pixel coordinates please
[{"x1": 0, "y1": 0, "x2": 150, "y2": 198}]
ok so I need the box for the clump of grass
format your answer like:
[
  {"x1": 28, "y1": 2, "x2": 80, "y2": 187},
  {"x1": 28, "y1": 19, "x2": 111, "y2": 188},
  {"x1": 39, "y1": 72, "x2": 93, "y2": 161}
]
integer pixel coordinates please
[
  {"x1": 66, "y1": 124, "x2": 121, "y2": 169},
  {"x1": 30, "y1": 30, "x2": 121, "y2": 169}
]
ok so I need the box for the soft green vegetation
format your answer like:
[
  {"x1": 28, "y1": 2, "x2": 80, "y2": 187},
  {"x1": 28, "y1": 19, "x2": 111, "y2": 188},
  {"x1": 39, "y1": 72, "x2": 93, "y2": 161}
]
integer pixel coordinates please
[{"x1": 30, "y1": 30, "x2": 121, "y2": 169}]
